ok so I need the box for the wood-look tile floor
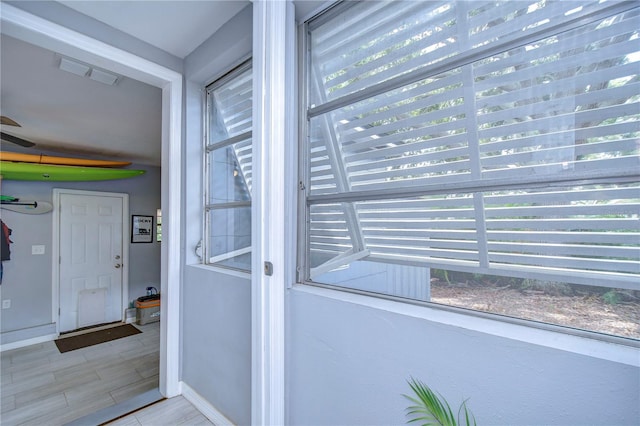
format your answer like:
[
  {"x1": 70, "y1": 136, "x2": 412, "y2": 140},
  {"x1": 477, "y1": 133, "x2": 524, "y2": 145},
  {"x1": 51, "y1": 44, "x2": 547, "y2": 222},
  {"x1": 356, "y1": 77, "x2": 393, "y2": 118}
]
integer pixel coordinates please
[
  {"x1": 1, "y1": 322, "x2": 160, "y2": 426},
  {"x1": 105, "y1": 396, "x2": 214, "y2": 426}
]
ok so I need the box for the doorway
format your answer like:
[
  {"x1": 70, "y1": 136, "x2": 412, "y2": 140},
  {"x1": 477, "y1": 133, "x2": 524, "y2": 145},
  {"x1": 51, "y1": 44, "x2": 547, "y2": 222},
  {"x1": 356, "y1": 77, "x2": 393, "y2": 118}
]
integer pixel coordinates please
[
  {"x1": 3, "y1": 0, "x2": 182, "y2": 399},
  {"x1": 54, "y1": 189, "x2": 129, "y2": 333}
]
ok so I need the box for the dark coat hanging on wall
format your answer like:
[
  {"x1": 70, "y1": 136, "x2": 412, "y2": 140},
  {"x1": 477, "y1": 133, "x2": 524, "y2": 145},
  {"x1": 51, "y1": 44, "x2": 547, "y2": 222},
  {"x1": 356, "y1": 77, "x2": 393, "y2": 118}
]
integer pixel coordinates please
[
  {"x1": 0, "y1": 220, "x2": 12, "y2": 285},
  {"x1": 1, "y1": 220, "x2": 11, "y2": 261}
]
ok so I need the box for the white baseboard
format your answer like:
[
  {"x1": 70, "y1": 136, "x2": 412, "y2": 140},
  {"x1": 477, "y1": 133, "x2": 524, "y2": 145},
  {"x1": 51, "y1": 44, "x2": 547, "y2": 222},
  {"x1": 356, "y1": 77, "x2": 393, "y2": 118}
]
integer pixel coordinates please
[
  {"x1": 180, "y1": 381, "x2": 235, "y2": 426},
  {"x1": 0, "y1": 333, "x2": 57, "y2": 352}
]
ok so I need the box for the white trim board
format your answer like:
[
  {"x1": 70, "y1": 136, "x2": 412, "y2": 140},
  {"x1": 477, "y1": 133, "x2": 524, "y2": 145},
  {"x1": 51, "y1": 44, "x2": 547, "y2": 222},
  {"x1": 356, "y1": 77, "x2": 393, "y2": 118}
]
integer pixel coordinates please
[
  {"x1": 181, "y1": 382, "x2": 236, "y2": 426},
  {"x1": 0, "y1": 334, "x2": 57, "y2": 352},
  {"x1": 251, "y1": 1, "x2": 296, "y2": 424},
  {"x1": 0, "y1": 3, "x2": 183, "y2": 398},
  {"x1": 0, "y1": 333, "x2": 57, "y2": 352}
]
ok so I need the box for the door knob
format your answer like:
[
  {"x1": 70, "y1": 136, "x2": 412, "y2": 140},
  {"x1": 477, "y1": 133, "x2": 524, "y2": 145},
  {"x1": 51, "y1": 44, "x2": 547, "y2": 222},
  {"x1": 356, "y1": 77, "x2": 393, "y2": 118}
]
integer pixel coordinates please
[{"x1": 115, "y1": 263, "x2": 122, "y2": 268}]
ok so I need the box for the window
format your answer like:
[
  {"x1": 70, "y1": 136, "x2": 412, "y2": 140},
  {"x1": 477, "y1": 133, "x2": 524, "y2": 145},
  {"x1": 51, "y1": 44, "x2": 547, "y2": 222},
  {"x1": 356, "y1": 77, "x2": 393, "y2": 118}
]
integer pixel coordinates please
[
  {"x1": 156, "y1": 208, "x2": 162, "y2": 242},
  {"x1": 301, "y1": 1, "x2": 639, "y2": 341},
  {"x1": 204, "y1": 59, "x2": 252, "y2": 271}
]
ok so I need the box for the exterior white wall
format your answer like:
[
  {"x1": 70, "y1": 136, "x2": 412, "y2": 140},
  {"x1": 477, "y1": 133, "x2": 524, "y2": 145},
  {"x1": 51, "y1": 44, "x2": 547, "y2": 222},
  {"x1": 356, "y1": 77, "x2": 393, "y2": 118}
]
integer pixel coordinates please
[
  {"x1": 318, "y1": 261, "x2": 430, "y2": 301},
  {"x1": 287, "y1": 286, "x2": 640, "y2": 425}
]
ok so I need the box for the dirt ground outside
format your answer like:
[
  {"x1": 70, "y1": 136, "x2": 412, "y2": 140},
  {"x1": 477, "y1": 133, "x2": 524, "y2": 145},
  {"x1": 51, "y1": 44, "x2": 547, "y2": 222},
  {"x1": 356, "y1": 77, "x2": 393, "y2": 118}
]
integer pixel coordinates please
[{"x1": 430, "y1": 278, "x2": 640, "y2": 340}]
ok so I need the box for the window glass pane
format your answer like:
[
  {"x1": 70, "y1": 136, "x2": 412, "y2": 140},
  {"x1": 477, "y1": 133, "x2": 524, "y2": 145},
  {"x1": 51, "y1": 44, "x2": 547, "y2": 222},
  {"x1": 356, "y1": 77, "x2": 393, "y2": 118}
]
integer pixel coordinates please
[
  {"x1": 207, "y1": 206, "x2": 252, "y2": 271},
  {"x1": 475, "y1": 8, "x2": 640, "y2": 178},
  {"x1": 429, "y1": 272, "x2": 639, "y2": 340},
  {"x1": 309, "y1": 203, "x2": 354, "y2": 270},
  {"x1": 208, "y1": 142, "x2": 252, "y2": 204},
  {"x1": 205, "y1": 60, "x2": 252, "y2": 271},
  {"x1": 309, "y1": 8, "x2": 640, "y2": 195},
  {"x1": 315, "y1": 261, "x2": 638, "y2": 339},
  {"x1": 309, "y1": 0, "x2": 617, "y2": 105},
  {"x1": 310, "y1": 182, "x2": 639, "y2": 289},
  {"x1": 208, "y1": 67, "x2": 253, "y2": 143},
  {"x1": 310, "y1": 1, "x2": 457, "y2": 105},
  {"x1": 308, "y1": 71, "x2": 469, "y2": 195}
]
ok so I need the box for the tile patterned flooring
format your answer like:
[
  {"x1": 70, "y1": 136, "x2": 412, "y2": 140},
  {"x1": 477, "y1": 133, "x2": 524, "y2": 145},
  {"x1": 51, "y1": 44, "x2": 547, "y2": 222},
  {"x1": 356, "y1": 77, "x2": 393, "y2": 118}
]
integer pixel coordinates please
[
  {"x1": 106, "y1": 396, "x2": 214, "y2": 426},
  {"x1": 1, "y1": 322, "x2": 162, "y2": 426}
]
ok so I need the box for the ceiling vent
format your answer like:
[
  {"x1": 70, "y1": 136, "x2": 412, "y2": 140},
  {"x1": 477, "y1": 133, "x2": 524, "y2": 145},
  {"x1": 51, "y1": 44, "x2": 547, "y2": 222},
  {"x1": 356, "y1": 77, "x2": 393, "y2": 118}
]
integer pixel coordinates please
[
  {"x1": 58, "y1": 57, "x2": 90, "y2": 77},
  {"x1": 58, "y1": 56, "x2": 120, "y2": 86},
  {"x1": 89, "y1": 68, "x2": 119, "y2": 85}
]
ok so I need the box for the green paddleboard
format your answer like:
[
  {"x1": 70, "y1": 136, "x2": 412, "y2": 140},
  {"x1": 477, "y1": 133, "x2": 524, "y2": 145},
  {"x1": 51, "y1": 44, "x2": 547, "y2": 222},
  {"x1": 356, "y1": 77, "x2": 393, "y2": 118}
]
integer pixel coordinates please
[{"x1": 0, "y1": 161, "x2": 145, "y2": 181}]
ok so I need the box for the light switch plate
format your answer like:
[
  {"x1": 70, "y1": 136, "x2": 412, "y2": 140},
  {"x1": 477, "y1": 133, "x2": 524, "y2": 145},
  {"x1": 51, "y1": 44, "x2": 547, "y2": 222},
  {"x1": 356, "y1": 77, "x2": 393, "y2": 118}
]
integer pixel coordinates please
[{"x1": 32, "y1": 245, "x2": 45, "y2": 255}]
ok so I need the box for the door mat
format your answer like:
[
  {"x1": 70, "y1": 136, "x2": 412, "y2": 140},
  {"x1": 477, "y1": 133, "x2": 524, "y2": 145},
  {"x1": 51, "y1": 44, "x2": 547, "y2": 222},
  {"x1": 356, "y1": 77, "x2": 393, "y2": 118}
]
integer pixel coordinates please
[{"x1": 55, "y1": 324, "x2": 141, "y2": 353}]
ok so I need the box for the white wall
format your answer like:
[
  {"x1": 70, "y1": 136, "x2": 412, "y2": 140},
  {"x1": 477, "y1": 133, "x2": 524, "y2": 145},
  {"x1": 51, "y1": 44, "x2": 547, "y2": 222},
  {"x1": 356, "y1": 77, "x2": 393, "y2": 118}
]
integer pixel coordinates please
[
  {"x1": 0, "y1": 164, "x2": 161, "y2": 343},
  {"x1": 287, "y1": 287, "x2": 639, "y2": 425},
  {"x1": 182, "y1": 266, "x2": 251, "y2": 425},
  {"x1": 179, "y1": 2, "x2": 639, "y2": 425}
]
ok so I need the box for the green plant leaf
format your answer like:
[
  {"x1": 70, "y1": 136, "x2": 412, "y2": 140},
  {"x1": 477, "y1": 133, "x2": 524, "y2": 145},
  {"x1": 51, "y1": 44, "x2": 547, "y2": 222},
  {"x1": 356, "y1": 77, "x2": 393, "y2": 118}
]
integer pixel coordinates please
[
  {"x1": 458, "y1": 399, "x2": 476, "y2": 426},
  {"x1": 404, "y1": 377, "x2": 458, "y2": 426}
]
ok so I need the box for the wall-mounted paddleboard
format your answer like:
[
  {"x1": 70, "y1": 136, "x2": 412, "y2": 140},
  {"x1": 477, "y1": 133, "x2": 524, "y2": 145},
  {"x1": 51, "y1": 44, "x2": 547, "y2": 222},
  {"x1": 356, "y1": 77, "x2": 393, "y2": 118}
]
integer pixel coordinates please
[
  {"x1": 0, "y1": 161, "x2": 145, "y2": 181},
  {"x1": 1, "y1": 200, "x2": 53, "y2": 214},
  {"x1": 0, "y1": 152, "x2": 132, "y2": 167}
]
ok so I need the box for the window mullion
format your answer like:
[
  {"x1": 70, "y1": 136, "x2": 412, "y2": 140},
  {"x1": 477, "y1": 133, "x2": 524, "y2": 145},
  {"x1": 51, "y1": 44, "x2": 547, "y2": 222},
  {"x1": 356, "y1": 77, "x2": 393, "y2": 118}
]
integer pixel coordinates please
[
  {"x1": 206, "y1": 130, "x2": 253, "y2": 152},
  {"x1": 456, "y1": 2, "x2": 482, "y2": 178},
  {"x1": 206, "y1": 201, "x2": 252, "y2": 210},
  {"x1": 457, "y1": 2, "x2": 489, "y2": 267},
  {"x1": 307, "y1": 173, "x2": 640, "y2": 205},
  {"x1": 473, "y1": 193, "x2": 489, "y2": 268}
]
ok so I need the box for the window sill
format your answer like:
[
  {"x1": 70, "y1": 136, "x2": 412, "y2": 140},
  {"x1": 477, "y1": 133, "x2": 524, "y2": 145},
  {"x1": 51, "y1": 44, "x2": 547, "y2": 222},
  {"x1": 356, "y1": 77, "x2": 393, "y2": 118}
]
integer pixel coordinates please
[
  {"x1": 291, "y1": 283, "x2": 640, "y2": 367},
  {"x1": 187, "y1": 263, "x2": 251, "y2": 279}
]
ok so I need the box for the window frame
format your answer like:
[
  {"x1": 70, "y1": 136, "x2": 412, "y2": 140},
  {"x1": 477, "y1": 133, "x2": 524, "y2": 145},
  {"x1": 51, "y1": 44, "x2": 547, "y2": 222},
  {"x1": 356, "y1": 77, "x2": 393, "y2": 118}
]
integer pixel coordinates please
[
  {"x1": 298, "y1": 0, "x2": 640, "y2": 346},
  {"x1": 203, "y1": 58, "x2": 253, "y2": 271}
]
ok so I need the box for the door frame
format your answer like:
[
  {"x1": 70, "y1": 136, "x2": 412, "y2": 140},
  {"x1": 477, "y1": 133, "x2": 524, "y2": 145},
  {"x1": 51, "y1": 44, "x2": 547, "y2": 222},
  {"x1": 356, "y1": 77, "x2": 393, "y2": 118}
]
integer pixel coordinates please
[
  {"x1": 52, "y1": 189, "x2": 130, "y2": 334},
  {"x1": 1, "y1": 4, "x2": 183, "y2": 398}
]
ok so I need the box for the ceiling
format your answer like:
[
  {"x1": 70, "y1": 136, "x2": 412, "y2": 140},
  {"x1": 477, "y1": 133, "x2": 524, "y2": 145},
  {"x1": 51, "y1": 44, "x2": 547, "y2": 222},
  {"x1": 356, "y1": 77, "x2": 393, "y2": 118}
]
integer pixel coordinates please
[
  {"x1": 58, "y1": 1, "x2": 249, "y2": 59},
  {"x1": 0, "y1": 1, "x2": 250, "y2": 167}
]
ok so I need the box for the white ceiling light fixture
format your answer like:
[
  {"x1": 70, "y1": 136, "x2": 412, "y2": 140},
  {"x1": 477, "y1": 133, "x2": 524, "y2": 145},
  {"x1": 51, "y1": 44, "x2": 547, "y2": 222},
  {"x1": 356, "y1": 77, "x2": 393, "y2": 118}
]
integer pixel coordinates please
[{"x1": 57, "y1": 56, "x2": 120, "y2": 86}]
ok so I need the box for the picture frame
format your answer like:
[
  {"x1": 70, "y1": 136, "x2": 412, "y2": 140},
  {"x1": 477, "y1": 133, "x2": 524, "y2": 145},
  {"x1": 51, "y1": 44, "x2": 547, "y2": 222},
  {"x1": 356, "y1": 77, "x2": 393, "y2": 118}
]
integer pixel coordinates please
[{"x1": 131, "y1": 215, "x2": 153, "y2": 243}]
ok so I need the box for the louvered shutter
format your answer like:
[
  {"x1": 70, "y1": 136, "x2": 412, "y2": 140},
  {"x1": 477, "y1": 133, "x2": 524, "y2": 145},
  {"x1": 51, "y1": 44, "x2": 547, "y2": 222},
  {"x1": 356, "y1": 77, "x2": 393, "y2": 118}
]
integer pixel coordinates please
[{"x1": 304, "y1": 1, "x2": 640, "y2": 290}]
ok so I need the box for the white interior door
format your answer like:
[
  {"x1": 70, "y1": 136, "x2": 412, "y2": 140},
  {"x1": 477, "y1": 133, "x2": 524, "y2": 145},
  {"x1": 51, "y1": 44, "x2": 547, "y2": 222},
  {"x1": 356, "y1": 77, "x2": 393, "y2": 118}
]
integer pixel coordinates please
[{"x1": 59, "y1": 192, "x2": 125, "y2": 332}]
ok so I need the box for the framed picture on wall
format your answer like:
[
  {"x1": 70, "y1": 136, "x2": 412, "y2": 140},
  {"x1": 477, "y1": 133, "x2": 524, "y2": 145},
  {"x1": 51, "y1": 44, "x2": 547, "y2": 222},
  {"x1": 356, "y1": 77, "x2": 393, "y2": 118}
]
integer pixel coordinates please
[{"x1": 131, "y1": 215, "x2": 153, "y2": 243}]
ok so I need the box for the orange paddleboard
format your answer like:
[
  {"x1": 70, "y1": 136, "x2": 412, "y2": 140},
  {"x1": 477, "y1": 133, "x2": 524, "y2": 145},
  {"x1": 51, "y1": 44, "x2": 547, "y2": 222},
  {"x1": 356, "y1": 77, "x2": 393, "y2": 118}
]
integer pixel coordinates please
[{"x1": 0, "y1": 151, "x2": 132, "y2": 167}]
